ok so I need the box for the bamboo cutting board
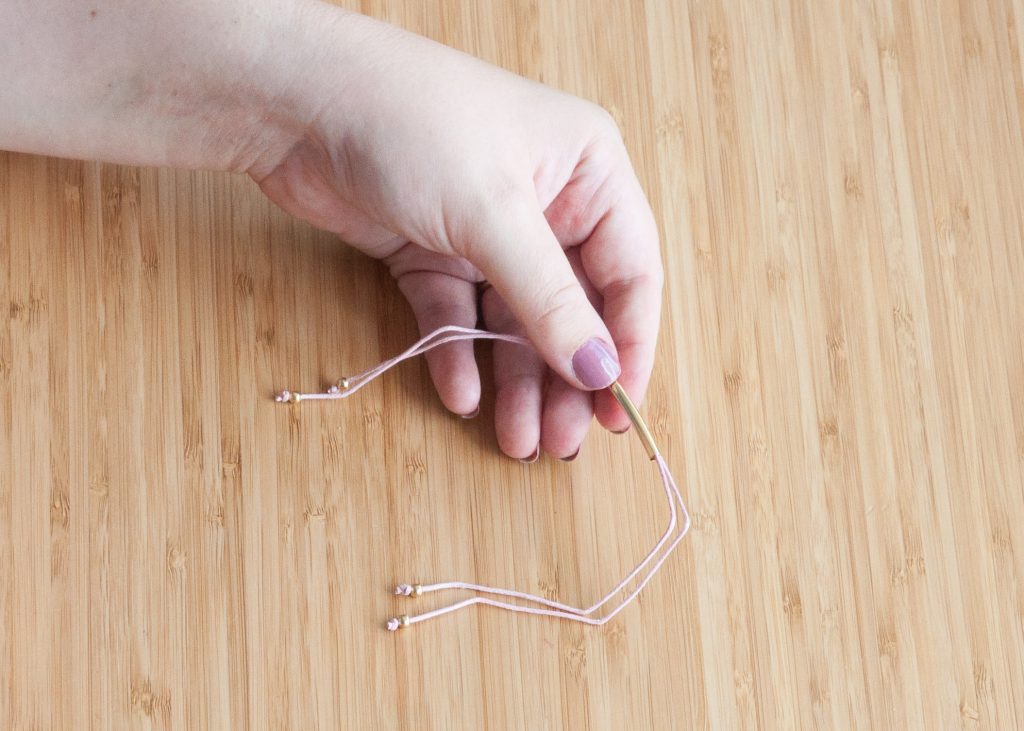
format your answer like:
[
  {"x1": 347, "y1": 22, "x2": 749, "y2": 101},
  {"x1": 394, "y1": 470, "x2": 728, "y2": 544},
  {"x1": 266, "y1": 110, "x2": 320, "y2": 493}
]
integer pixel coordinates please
[{"x1": 1, "y1": 0, "x2": 1023, "y2": 728}]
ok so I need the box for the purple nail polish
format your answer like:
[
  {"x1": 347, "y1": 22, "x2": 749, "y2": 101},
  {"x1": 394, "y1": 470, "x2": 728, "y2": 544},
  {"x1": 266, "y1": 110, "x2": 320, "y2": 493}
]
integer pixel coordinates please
[{"x1": 572, "y1": 338, "x2": 621, "y2": 389}]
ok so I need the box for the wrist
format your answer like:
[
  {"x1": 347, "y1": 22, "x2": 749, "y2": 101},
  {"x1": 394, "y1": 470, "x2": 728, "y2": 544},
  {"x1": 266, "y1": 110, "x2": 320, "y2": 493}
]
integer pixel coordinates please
[
  {"x1": 0, "y1": 0, "x2": 347, "y2": 172},
  {"x1": 149, "y1": 0, "x2": 334, "y2": 174},
  {"x1": 237, "y1": 2, "x2": 395, "y2": 180}
]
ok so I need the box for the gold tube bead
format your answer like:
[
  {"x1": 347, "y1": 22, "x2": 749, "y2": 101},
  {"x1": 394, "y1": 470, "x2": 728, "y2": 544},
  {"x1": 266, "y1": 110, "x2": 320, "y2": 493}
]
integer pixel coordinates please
[{"x1": 608, "y1": 381, "x2": 660, "y2": 460}]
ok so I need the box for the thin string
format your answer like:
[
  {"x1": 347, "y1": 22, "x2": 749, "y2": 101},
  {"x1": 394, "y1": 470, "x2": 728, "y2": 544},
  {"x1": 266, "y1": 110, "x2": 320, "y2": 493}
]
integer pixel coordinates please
[
  {"x1": 274, "y1": 326, "x2": 529, "y2": 403},
  {"x1": 393, "y1": 453, "x2": 684, "y2": 615},
  {"x1": 389, "y1": 455, "x2": 689, "y2": 630},
  {"x1": 273, "y1": 326, "x2": 691, "y2": 631}
]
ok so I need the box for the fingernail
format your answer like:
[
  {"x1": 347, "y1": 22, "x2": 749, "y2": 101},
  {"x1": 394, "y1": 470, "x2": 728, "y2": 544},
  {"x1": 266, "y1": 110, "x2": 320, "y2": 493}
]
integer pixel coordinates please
[
  {"x1": 460, "y1": 405, "x2": 480, "y2": 419},
  {"x1": 519, "y1": 445, "x2": 540, "y2": 464},
  {"x1": 611, "y1": 425, "x2": 631, "y2": 435},
  {"x1": 572, "y1": 338, "x2": 621, "y2": 389},
  {"x1": 559, "y1": 447, "x2": 581, "y2": 462}
]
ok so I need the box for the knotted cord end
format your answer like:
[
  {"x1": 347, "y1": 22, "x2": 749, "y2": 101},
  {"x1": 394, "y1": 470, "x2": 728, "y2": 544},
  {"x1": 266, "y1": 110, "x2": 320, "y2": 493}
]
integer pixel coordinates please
[
  {"x1": 327, "y1": 377, "x2": 351, "y2": 395},
  {"x1": 394, "y1": 583, "x2": 422, "y2": 597},
  {"x1": 386, "y1": 615, "x2": 410, "y2": 631}
]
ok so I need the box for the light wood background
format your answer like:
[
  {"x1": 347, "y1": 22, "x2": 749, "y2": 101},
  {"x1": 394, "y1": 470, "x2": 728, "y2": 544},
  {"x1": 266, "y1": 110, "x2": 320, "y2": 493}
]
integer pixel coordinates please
[{"x1": 2, "y1": 0, "x2": 1023, "y2": 728}]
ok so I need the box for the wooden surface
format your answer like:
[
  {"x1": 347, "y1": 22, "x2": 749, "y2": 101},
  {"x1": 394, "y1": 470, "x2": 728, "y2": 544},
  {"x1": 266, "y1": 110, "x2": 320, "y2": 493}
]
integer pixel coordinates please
[{"x1": 2, "y1": 0, "x2": 1023, "y2": 728}]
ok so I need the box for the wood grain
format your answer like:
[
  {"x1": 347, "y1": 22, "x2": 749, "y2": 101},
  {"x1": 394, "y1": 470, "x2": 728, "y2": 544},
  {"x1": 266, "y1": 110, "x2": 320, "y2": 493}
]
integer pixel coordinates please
[{"x1": 2, "y1": 0, "x2": 1023, "y2": 728}]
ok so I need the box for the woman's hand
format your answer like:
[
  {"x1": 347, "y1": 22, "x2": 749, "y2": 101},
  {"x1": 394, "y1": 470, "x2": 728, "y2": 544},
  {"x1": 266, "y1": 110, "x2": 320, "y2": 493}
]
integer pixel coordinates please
[
  {"x1": 0, "y1": 0, "x2": 662, "y2": 461},
  {"x1": 250, "y1": 5, "x2": 662, "y2": 460}
]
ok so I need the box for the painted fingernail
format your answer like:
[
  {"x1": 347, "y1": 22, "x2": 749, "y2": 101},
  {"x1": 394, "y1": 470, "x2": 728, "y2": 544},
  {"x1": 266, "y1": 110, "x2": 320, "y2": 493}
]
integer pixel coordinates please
[
  {"x1": 519, "y1": 445, "x2": 540, "y2": 464},
  {"x1": 559, "y1": 447, "x2": 581, "y2": 463},
  {"x1": 459, "y1": 405, "x2": 480, "y2": 419},
  {"x1": 572, "y1": 338, "x2": 621, "y2": 389}
]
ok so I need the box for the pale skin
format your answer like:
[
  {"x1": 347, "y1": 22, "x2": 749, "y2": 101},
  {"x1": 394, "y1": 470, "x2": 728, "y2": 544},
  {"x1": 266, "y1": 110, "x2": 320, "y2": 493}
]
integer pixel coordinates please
[{"x1": 2, "y1": 0, "x2": 663, "y2": 461}]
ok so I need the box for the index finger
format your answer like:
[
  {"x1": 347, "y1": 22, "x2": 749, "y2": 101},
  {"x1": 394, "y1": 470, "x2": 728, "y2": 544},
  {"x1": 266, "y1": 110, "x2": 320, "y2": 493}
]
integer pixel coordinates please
[{"x1": 577, "y1": 163, "x2": 663, "y2": 433}]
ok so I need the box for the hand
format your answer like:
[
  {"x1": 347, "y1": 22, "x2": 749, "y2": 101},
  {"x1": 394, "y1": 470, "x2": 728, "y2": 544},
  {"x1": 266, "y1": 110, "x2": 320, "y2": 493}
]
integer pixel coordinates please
[
  {"x1": 0, "y1": 0, "x2": 662, "y2": 461},
  {"x1": 250, "y1": 5, "x2": 662, "y2": 460}
]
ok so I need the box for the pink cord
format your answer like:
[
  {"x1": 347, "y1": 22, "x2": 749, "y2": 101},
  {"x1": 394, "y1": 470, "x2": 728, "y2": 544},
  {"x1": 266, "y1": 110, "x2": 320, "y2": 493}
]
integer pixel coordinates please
[
  {"x1": 273, "y1": 326, "x2": 691, "y2": 631},
  {"x1": 274, "y1": 326, "x2": 529, "y2": 404}
]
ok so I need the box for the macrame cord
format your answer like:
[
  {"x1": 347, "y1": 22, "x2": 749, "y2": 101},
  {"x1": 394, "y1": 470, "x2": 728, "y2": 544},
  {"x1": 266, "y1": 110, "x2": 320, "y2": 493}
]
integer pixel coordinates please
[{"x1": 273, "y1": 325, "x2": 691, "y2": 631}]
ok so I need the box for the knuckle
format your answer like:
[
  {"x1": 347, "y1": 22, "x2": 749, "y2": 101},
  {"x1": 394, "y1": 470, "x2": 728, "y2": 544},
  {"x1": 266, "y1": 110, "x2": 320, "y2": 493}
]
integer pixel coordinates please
[
  {"x1": 419, "y1": 299, "x2": 469, "y2": 327},
  {"x1": 447, "y1": 172, "x2": 532, "y2": 258},
  {"x1": 587, "y1": 103, "x2": 623, "y2": 140},
  {"x1": 533, "y1": 278, "x2": 584, "y2": 333},
  {"x1": 602, "y1": 267, "x2": 663, "y2": 311},
  {"x1": 485, "y1": 169, "x2": 527, "y2": 205}
]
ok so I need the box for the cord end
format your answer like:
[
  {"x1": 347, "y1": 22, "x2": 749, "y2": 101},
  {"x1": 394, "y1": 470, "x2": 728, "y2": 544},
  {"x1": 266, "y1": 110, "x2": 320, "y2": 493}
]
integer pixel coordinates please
[
  {"x1": 386, "y1": 615, "x2": 410, "y2": 632},
  {"x1": 394, "y1": 583, "x2": 422, "y2": 597},
  {"x1": 327, "y1": 377, "x2": 351, "y2": 395},
  {"x1": 274, "y1": 390, "x2": 302, "y2": 404}
]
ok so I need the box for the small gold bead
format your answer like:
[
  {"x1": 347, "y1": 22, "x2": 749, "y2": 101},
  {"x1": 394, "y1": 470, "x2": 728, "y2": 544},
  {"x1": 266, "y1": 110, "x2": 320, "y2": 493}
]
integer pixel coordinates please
[
  {"x1": 291, "y1": 393, "x2": 302, "y2": 404},
  {"x1": 398, "y1": 614, "x2": 410, "y2": 628},
  {"x1": 412, "y1": 584, "x2": 423, "y2": 597},
  {"x1": 338, "y1": 377, "x2": 351, "y2": 390}
]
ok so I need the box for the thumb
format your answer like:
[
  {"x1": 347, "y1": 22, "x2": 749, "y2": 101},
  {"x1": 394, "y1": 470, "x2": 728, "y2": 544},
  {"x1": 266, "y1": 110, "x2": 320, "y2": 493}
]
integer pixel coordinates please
[{"x1": 461, "y1": 197, "x2": 621, "y2": 390}]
